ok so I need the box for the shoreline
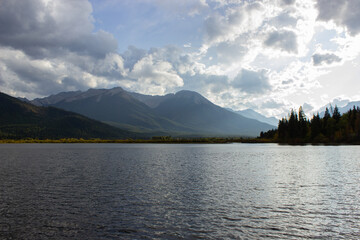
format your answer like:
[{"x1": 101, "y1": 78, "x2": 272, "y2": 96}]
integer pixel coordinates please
[{"x1": 0, "y1": 138, "x2": 359, "y2": 145}]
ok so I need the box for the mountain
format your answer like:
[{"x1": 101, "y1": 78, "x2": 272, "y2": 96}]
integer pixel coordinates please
[
  {"x1": 234, "y1": 109, "x2": 278, "y2": 127},
  {"x1": 0, "y1": 92, "x2": 135, "y2": 139},
  {"x1": 32, "y1": 87, "x2": 274, "y2": 137},
  {"x1": 152, "y1": 90, "x2": 274, "y2": 136},
  {"x1": 318, "y1": 101, "x2": 360, "y2": 117},
  {"x1": 338, "y1": 101, "x2": 360, "y2": 114},
  {"x1": 33, "y1": 87, "x2": 192, "y2": 134},
  {"x1": 128, "y1": 92, "x2": 173, "y2": 108},
  {"x1": 31, "y1": 90, "x2": 82, "y2": 106}
]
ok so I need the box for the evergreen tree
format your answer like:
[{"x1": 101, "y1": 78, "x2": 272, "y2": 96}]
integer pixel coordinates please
[
  {"x1": 298, "y1": 106, "x2": 308, "y2": 139},
  {"x1": 333, "y1": 105, "x2": 341, "y2": 123},
  {"x1": 278, "y1": 117, "x2": 288, "y2": 140},
  {"x1": 322, "y1": 107, "x2": 331, "y2": 136},
  {"x1": 288, "y1": 109, "x2": 298, "y2": 139},
  {"x1": 310, "y1": 113, "x2": 321, "y2": 140},
  {"x1": 324, "y1": 107, "x2": 331, "y2": 120}
]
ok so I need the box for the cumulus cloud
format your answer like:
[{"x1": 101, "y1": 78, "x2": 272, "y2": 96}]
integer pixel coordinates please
[
  {"x1": 270, "y1": 12, "x2": 298, "y2": 28},
  {"x1": 0, "y1": 47, "x2": 87, "y2": 96},
  {"x1": 0, "y1": 0, "x2": 192, "y2": 98},
  {"x1": 264, "y1": 30, "x2": 298, "y2": 53},
  {"x1": 312, "y1": 53, "x2": 342, "y2": 66},
  {"x1": 281, "y1": 0, "x2": 296, "y2": 6},
  {"x1": 204, "y1": 2, "x2": 264, "y2": 45},
  {"x1": 316, "y1": 0, "x2": 360, "y2": 36},
  {"x1": 0, "y1": 0, "x2": 117, "y2": 58},
  {"x1": 232, "y1": 69, "x2": 271, "y2": 94},
  {"x1": 145, "y1": 0, "x2": 208, "y2": 17},
  {"x1": 261, "y1": 99, "x2": 285, "y2": 109},
  {"x1": 282, "y1": 79, "x2": 294, "y2": 85},
  {"x1": 122, "y1": 46, "x2": 147, "y2": 71},
  {"x1": 0, "y1": 0, "x2": 358, "y2": 117},
  {"x1": 215, "y1": 39, "x2": 250, "y2": 64},
  {"x1": 128, "y1": 55, "x2": 183, "y2": 95}
]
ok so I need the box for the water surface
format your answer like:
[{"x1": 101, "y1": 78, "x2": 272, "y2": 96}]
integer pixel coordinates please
[{"x1": 0, "y1": 143, "x2": 359, "y2": 239}]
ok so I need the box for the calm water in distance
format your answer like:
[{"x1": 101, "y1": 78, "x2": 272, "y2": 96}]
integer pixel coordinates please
[{"x1": 0, "y1": 143, "x2": 359, "y2": 239}]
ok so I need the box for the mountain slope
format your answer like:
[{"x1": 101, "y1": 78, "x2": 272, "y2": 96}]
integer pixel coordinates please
[
  {"x1": 37, "y1": 87, "x2": 193, "y2": 134},
  {"x1": 235, "y1": 109, "x2": 278, "y2": 127},
  {"x1": 32, "y1": 87, "x2": 274, "y2": 137},
  {"x1": 153, "y1": 90, "x2": 274, "y2": 136},
  {"x1": 0, "y1": 92, "x2": 135, "y2": 139},
  {"x1": 318, "y1": 101, "x2": 360, "y2": 117},
  {"x1": 128, "y1": 92, "x2": 173, "y2": 108},
  {"x1": 339, "y1": 101, "x2": 360, "y2": 114}
]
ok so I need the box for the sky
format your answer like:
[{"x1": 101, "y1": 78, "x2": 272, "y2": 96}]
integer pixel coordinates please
[{"x1": 0, "y1": 0, "x2": 360, "y2": 118}]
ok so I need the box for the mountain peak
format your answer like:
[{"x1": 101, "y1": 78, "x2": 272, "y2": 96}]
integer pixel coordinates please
[
  {"x1": 174, "y1": 90, "x2": 211, "y2": 105},
  {"x1": 105, "y1": 87, "x2": 125, "y2": 95}
]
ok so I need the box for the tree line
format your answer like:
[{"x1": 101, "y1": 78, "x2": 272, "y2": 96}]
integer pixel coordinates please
[{"x1": 260, "y1": 105, "x2": 360, "y2": 144}]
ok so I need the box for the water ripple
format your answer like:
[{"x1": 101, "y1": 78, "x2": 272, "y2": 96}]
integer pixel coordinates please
[{"x1": 0, "y1": 143, "x2": 359, "y2": 239}]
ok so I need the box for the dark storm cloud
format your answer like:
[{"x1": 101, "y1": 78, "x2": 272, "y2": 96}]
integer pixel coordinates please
[
  {"x1": 0, "y1": 0, "x2": 117, "y2": 59},
  {"x1": 232, "y1": 69, "x2": 271, "y2": 94},
  {"x1": 312, "y1": 53, "x2": 341, "y2": 66},
  {"x1": 264, "y1": 30, "x2": 298, "y2": 53},
  {"x1": 316, "y1": 0, "x2": 360, "y2": 36}
]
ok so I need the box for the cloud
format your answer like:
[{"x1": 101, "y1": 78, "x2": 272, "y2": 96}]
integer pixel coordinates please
[
  {"x1": 280, "y1": 0, "x2": 296, "y2": 6},
  {"x1": 128, "y1": 55, "x2": 183, "y2": 95},
  {"x1": 312, "y1": 53, "x2": 342, "y2": 66},
  {"x1": 122, "y1": 46, "x2": 147, "y2": 71},
  {"x1": 204, "y1": 2, "x2": 264, "y2": 45},
  {"x1": 0, "y1": 0, "x2": 117, "y2": 58},
  {"x1": 316, "y1": 0, "x2": 360, "y2": 36},
  {"x1": 0, "y1": 0, "x2": 192, "y2": 97},
  {"x1": 232, "y1": 69, "x2": 271, "y2": 94},
  {"x1": 261, "y1": 99, "x2": 285, "y2": 109},
  {"x1": 282, "y1": 79, "x2": 294, "y2": 85},
  {"x1": 0, "y1": 47, "x2": 87, "y2": 96},
  {"x1": 264, "y1": 30, "x2": 298, "y2": 53},
  {"x1": 148, "y1": 0, "x2": 208, "y2": 17},
  {"x1": 270, "y1": 12, "x2": 298, "y2": 28}
]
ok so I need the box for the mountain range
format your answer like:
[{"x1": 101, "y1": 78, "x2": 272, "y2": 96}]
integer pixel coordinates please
[
  {"x1": 318, "y1": 101, "x2": 360, "y2": 117},
  {"x1": 30, "y1": 87, "x2": 274, "y2": 137},
  {"x1": 233, "y1": 109, "x2": 278, "y2": 126},
  {"x1": 0, "y1": 92, "x2": 135, "y2": 139}
]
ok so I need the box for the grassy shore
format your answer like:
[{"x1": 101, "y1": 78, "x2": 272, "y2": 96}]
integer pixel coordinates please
[{"x1": 0, "y1": 137, "x2": 274, "y2": 144}]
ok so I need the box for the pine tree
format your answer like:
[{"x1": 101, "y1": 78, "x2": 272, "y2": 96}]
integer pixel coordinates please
[
  {"x1": 288, "y1": 109, "x2": 298, "y2": 139},
  {"x1": 298, "y1": 106, "x2": 308, "y2": 139},
  {"x1": 333, "y1": 105, "x2": 341, "y2": 123},
  {"x1": 310, "y1": 113, "x2": 321, "y2": 140}
]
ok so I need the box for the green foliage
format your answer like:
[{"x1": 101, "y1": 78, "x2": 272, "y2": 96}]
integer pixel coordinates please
[{"x1": 260, "y1": 105, "x2": 360, "y2": 144}]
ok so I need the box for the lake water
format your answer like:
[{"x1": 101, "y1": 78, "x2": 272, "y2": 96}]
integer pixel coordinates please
[{"x1": 0, "y1": 143, "x2": 359, "y2": 239}]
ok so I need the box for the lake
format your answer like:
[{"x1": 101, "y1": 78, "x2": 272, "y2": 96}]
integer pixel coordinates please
[{"x1": 0, "y1": 143, "x2": 359, "y2": 239}]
